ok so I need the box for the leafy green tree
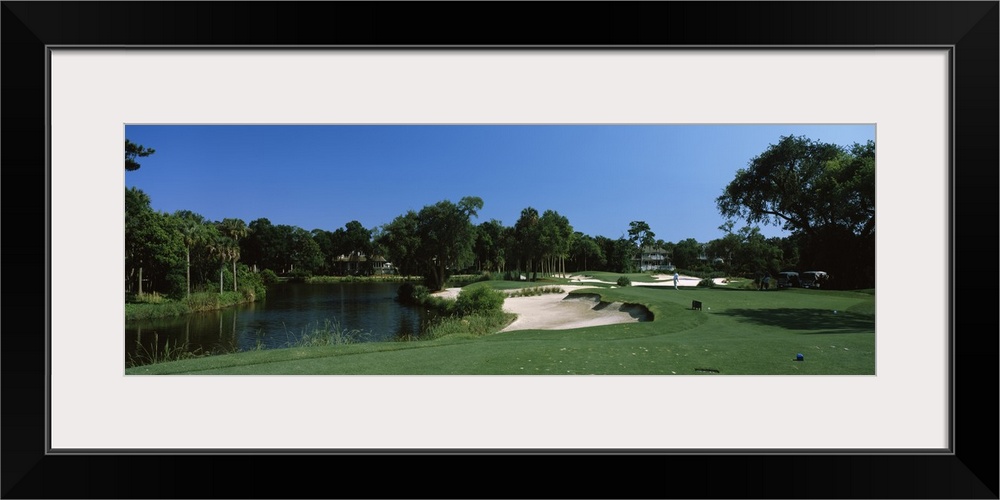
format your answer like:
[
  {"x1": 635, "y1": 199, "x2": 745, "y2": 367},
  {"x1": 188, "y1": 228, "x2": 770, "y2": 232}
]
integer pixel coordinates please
[
  {"x1": 513, "y1": 207, "x2": 541, "y2": 280},
  {"x1": 243, "y1": 218, "x2": 274, "y2": 272},
  {"x1": 125, "y1": 187, "x2": 184, "y2": 296},
  {"x1": 342, "y1": 220, "x2": 373, "y2": 257},
  {"x1": 311, "y1": 229, "x2": 337, "y2": 274},
  {"x1": 706, "y1": 222, "x2": 742, "y2": 279},
  {"x1": 628, "y1": 221, "x2": 655, "y2": 271},
  {"x1": 717, "y1": 135, "x2": 875, "y2": 288},
  {"x1": 377, "y1": 211, "x2": 421, "y2": 278},
  {"x1": 125, "y1": 139, "x2": 156, "y2": 171},
  {"x1": 474, "y1": 219, "x2": 507, "y2": 273},
  {"x1": 728, "y1": 226, "x2": 783, "y2": 278},
  {"x1": 414, "y1": 196, "x2": 483, "y2": 290},
  {"x1": 539, "y1": 210, "x2": 574, "y2": 277},
  {"x1": 594, "y1": 235, "x2": 635, "y2": 273},
  {"x1": 671, "y1": 238, "x2": 702, "y2": 270},
  {"x1": 288, "y1": 227, "x2": 324, "y2": 273},
  {"x1": 569, "y1": 233, "x2": 604, "y2": 271}
]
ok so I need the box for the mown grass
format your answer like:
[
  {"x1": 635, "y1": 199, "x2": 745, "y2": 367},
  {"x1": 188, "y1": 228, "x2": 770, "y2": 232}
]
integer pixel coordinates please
[{"x1": 126, "y1": 279, "x2": 875, "y2": 375}]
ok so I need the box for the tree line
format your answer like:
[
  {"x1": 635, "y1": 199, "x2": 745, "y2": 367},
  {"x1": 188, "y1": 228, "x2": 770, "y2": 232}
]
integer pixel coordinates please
[{"x1": 125, "y1": 133, "x2": 875, "y2": 298}]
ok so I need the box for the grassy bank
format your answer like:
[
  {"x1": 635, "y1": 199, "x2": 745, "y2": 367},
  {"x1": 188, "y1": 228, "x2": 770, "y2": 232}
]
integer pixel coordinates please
[
  {"x1": 126, "y1": 275, "x2": 875, "y2": 375},
  {"x1": 303, "y1": 275, "x2": 422, "y2": 284},
  {"x1": 125, "y1": 290, "x2": 258, "y2": 321}
]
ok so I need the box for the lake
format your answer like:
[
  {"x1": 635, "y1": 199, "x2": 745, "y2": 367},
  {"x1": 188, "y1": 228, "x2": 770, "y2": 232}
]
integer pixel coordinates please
[{"x1": 124, "y1": 282, "x2": 435, "y2": 367}]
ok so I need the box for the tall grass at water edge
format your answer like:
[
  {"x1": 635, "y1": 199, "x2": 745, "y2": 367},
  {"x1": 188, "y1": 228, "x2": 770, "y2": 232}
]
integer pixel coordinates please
[
  {"x1": 127, "y1": 318, "x2": 369, "y2": 368},
  {"x1": 125, "y1": 291, "x2": 258, "y2": 321},
  {"x1": 127, "y1": 332, "x2": 206, "y2": 367},
  {"x1": 287, "y1": 319, "x2": 371, "y2": 347}
]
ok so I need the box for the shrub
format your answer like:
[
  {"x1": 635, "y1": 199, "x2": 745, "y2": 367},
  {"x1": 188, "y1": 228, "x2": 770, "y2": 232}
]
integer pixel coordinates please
[
  {"x1": 454, "y1": 287, "x2": 506, "y2": 316},
  {"x1": 506, "y1": 286, "x2": 564, "y2": 298},
  {"x1": 287, "y1": 268, "x2": 312, "y2": 282},
  {"x1": 396, "y1": 283, "x2": 431, "y2": 304},
  {"x1": 238, "y1": 268, "x2": 267, "y2": 301},
  {"x1": 697, "y1": 278, "x2": 716, "y2": 288},
  {"x1": 259, "y1": 269, "x2": 280, "y2": 285},
  {"x1": 616, "y1": 276, "x2": 632, "y2": 287}
]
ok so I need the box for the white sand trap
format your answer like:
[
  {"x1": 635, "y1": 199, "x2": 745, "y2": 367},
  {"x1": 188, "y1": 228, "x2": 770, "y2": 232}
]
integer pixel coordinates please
[
  {"x1": 431, "y1": 283, "x2": 647, "y2": 332},
  {"x1": 633, "y1": 274, "x2": 702, "y2": 287},
  {"x1": 499, "y1": 286, "x2": 649, "y2": 332}
]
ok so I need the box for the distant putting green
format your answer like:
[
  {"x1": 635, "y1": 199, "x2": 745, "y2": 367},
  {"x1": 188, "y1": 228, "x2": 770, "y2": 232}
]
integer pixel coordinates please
[{"x1": 126, "y1": 278, "x2": 875, "y2": 375}]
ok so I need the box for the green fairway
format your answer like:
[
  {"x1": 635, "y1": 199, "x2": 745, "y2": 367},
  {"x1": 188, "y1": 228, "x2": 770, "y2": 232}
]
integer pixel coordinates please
[{"x1": 125, "y1": 280, "x2": 875, "y2": 375}]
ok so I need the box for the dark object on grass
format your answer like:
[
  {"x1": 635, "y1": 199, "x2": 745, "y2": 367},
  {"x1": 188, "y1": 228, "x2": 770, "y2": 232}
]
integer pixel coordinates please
[
  {"x1": 776, "y1": 271, "x2": 799, "y2": 288},
  {"x1": 796, "y1": 353, "x2": 804, "y2": 361},
  {"x1": 692, "y1": 300, "x2": 702, "y2": 311}
]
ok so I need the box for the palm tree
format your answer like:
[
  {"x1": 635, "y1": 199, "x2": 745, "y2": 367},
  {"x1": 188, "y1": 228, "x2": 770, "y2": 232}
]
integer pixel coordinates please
[
  {"x1": 220, "y1": 219, "x2": 248, "y2": 292},
  {"x1": 206, "y1": 235, "x2": 231, "y2": 294},
  {"x1": 178, "y1": 219, "x2": 206, "y2": 298},
  {"x1": 226, "y1": 244, "x2": 241, "y2": 292}
]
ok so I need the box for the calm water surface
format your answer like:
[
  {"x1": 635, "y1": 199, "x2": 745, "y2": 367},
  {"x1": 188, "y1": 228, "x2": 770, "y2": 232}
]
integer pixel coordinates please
[{"x1": 125, "y1": 282, "x2": 435, "y2": 367}]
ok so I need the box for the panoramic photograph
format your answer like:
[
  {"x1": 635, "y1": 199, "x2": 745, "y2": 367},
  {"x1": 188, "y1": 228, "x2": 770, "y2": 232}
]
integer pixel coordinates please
[{"x1": 124, "y1": 124, "x2": 876, "y2": 375}]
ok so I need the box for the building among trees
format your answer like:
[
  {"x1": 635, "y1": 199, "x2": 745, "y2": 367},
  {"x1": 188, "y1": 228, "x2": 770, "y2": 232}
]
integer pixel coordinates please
[
  {"x1": 633, "y1": 246, "x2": 674, "y2": 272},
  {"x1": 333, "y1": 252, "x2": 392, "y2": 276}
]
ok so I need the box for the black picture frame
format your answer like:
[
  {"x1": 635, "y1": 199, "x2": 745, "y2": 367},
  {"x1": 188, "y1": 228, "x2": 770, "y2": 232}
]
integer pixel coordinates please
[{"x1": 3, "y1": 2, "x2": 997, "y2": 498}]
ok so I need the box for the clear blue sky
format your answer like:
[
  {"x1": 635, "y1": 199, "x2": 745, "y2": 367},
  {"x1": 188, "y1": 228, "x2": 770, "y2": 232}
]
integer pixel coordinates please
[{"x1": 125, "y1": 124, "x2": 874, "y2": 243}]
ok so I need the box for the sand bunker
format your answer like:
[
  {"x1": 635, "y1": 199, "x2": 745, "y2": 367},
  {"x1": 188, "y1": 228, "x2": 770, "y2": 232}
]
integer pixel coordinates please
[
  {"x1": 498, "y1": 286, "x2": 650, "y2": 332},
  {"x1": 430, "y1": 284, "x2": 650, "y2": 332}
]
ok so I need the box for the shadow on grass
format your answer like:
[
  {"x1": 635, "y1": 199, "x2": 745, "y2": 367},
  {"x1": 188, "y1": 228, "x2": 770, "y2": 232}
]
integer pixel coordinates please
[{"x1": 719, "y1": 307, "x2": 874, "y2": 334}]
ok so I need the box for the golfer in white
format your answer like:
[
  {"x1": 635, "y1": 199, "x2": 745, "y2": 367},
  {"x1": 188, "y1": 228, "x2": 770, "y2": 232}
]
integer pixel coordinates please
[{"x1": 673, "y1": 271, "x2": 679, "y2": 290}]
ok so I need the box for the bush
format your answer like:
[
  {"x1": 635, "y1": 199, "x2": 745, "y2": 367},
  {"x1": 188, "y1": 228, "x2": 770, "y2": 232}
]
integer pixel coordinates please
[
  {"x1": 506, "y1": 286, "x2": 564, "y2": 298},
  {"x1": 238, "y1": 268, "x2": 267, "y2": 301},
  {"x1": 454, "y1": 287, "x2": 506, "y2": 316},
  {"x1": 259, "y1": 269, "x2": 280, "y2": 285},
  {"x1": 396, "y1": 283, "x2": 431, "y2": 304},
  {"x1": 616, "y1": 276, "x2": 632, "y2": 287},
  {"x1": 697, "y1": 278, "x2": 716, "y2": 288},
  {"x1": 287, "y1": 268, "x2": 312, "y2": 282}
]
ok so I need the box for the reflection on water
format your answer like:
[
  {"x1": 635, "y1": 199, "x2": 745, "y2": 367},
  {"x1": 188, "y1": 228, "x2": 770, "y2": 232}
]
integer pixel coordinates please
[{"x1": 125, "y1": 282, "x2": 434, "y2": 367}]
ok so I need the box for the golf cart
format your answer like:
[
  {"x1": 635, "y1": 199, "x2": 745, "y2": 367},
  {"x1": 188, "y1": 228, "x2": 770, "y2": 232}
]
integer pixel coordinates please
[
  {"x1": 800, "y1": 271, "x2": 828, "y2": 288},
  {"x1": 776, "y1": 271, "x2": 800, "y2": 288}
]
